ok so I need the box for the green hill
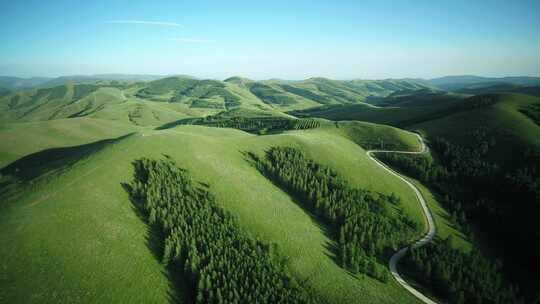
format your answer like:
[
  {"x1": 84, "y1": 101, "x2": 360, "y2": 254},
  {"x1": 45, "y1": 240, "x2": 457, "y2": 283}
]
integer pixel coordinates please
[
  {"x1": 0, "y1": 122, "x2": 431, "y2": 304},
  {"x1": 3, "y1": 75, "x2": 536, "y2": 303},
  {"x1": 0, "y1": 117, "x2": 137, "y2": 168},
  {"x1": 290, "y1": 94, "x2": 464, "y2": 127},
  {"x1": 456, "y1": 84, "x2": 540, "y2": 97},
  {"x1": 410, "y1": 93, "x2": 540, "y2": 167},
  {"x1": 0, "y1": 87, "x2": 10, "y2": 97},
  {"x1": 0, "y1": 77, "x2": 437, "y2": 127},
  {"x1": 298, "y1": 90, "x2": 540, "y2": 300},
  {"x1": 292, "y1": 91, "x2": 540, "y2": 158},
  {"x1": 0, "y1": 83, "x2": 220, "y2": 126},
  {"x1": 0, "y1": 76, "x2": 52, "y2": 90},
  {"x1": 426, "y1": 75, "x2": 540, "y2": 91}
]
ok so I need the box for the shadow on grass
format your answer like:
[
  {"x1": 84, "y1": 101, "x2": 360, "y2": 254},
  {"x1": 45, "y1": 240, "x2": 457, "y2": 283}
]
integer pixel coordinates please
[
  {"x1": 0, "y1": 133, "x2": 134, "y2": 200},
  {"x1": 425, "y1": 190, "x2": 471, "y2": 246},
  {"x1": 0, "y1": 133, "x2": 134, "y2": 181},
  {"x1": 121, "y1": 178, "x2": 189, "y2": 304},
  {"x1": 154, "y1": 118, "x2": 199, "y2": 130}
]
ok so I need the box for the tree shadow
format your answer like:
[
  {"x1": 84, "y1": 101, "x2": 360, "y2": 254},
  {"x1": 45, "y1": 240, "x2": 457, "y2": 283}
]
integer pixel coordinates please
[
  {"x1": 155, "y1": 117, "x2": 200, "y2": 130},
  {"x1": 0, "y1": 133, "x2": 134, "y2": 201},
  {"x1": 1, "y1": 133, "x2": 134, "y2": 182},
  {"x1": 121, "y1": 174, "x2": 190, "y2": 304},
  {"x1": 425, "y1": 190, "x2": 470, "y2": 244}
]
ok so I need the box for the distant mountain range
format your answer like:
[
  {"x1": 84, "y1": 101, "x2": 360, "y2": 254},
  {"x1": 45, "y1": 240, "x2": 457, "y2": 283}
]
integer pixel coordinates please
[
  {"x1": 425, "y1": 75, "x2": 540, "y2": 91},
  {"x1": 0, "y1": 74, "x2": 167, "y2": 90},
  {"x1": 1, "y1": 74, "x2": 540, "y2": 93}
]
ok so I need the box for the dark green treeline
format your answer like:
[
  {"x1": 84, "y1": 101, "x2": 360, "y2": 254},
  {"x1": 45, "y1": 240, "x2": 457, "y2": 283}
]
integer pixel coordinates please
[
  {"x1": 251, "y1": 146, "x2": 419, "y2": 281},
  {"x1": 126, "y1": 157, "x2": 312, "y2": 303}
]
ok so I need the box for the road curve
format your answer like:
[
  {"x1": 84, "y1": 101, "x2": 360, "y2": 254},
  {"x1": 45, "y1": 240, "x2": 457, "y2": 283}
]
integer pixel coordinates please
[{"x1": 366, "y1": 134, "x2": 437, "y2": 304}]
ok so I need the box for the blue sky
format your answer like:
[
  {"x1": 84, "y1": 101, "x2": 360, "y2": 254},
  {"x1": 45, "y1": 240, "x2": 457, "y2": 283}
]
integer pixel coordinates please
[{"x1": 1, "y1": 0, "x2": 539, "y2": 79}]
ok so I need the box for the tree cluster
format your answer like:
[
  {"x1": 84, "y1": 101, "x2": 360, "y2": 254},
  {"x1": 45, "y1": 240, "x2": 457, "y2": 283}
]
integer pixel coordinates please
[
  {"x1": 253, "y1": 147, "x2": 418, "y2": 281},
  {"x1": 520, "y1": 103, "x2": 540, "y2": 126},
  {"x1": 376, "y1": 133, "x2": 540, "y2": 302},
  {"x1": 127, "y1": 157, "x2": 312, "y2": 303},
  {"x1": 188, "y1": 116, "x2": 320, "y2": 134},
  {"x1": 405, "y1": 237, "x2": 522, "y2": 304}
]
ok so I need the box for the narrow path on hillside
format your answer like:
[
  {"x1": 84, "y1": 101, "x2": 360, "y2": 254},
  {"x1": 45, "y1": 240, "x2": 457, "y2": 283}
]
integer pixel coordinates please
[{"x1": 367, "y1": 133, "x2": 437, "y2": 304}]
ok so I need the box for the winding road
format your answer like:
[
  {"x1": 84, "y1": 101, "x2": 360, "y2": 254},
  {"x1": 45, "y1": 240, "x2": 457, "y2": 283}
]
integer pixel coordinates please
[{"x1": 366, "y1": 134, "x2": 437, "y2": 304}]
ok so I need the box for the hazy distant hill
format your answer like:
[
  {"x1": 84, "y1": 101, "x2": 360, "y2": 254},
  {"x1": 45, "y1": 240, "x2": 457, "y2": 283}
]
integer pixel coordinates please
[
  {"x1": 427, "y1": 75, "x2": 540, "y2": 91},
  {"x1": 0, "y1": 76, "x2": 52, "y2": 90},
  {"x1": 0, "y1": 87, "x2": 11, "y2": 96},
  {"x1": 0, "y1": 75, "x2": 436, "y2": 125},
  {"x1": 40, "y1": 74, "x2": 167, "y2": 87},
  {"x1": 0, "y1": 74, "x2": 167, "y2": 91}
]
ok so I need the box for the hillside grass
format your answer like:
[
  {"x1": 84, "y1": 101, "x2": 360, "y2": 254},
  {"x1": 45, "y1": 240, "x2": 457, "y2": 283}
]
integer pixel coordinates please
[
  {"x1": 0, "y1": 117, "x2": 137, "y2": 168},
  {"x1": 290, "y1": 97, "x2": 463, "y2": 127},
  {"x1": 400, "y1": 178, "x2": 471, "y2": 252},
  {"x1": 0, "y1": 124, "x2": 426, "y2": 304},
  {"x1": 411, "y1": 93, "x2": 540, "y2": 167},
  {"x1": 324, "y1": 120, "x2": 421, "y2": 151},
  {"x1": 296, "y1": 92, "x2": 540, "y2": 169}
]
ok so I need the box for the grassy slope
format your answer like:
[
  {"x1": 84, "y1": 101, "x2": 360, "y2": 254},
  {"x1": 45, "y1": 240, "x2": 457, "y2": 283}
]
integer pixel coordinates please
[
  {"x1": 0, "y1": 117, "x2": 137, "y2": 168},
  {"x1": 0, "y1": 125, "x2": 425, "y2": 304},
  {"x1": 0, "y1": 77, "x2": 436, "y2": 126},
  {"x1": 410, "y1": 181, "x2": 471, "y2": 251},
  {"x1": 325, "y1": 120, "x2": 421, "y2": 150},
  {"x1": 411, "y1": 93, "x2": 540, "y2": 167},
  {"x1": 0, "y1": 84, "x2": 221, "y2": 126},
  {"x1": 328, "y1": 120, "x2": 472, "y2": 250},
  {"x1": 290, "y1": 96, "x2": 463, "y2": 126},
  {"x1": 297, "y1": 92, "x2": 540, "y2": 168}
]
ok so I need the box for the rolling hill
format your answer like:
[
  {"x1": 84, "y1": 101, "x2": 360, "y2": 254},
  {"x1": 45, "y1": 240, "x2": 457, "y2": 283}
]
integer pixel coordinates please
[
  {"x1": 426, "y1": 75, "x2": 540, "y2": 91},
  {"x1": 0, "y1": 76, "x2": 52, "y2": 90},
  {"x1": 294, "y1": 89, "x2": 540, "y2": 300},
  {"x1": 0, "y1": 76, "x2": 437, "y2": 126},
  {"x1": 1, "y1": 122, "x2": 433, "y2": 303},
  {"x1": 292, "y1": 91, "x2": 540, "y2": 167},
  {"x1": 2, "y1": 74, "x2": 539, "y2": 303}
]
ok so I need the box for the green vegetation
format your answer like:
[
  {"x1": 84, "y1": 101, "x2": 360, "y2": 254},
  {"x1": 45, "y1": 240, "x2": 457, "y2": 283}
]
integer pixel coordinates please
[
  {"x1": 248, "y1": 82, "x2": 299, "y2": 106},
  {"x1": 278, "y1": 84, "x2": 333, "y2": 104},
  {"x1": 426, "y1": 75, "x2": 540, "y2": 91},
  {"x1": 135, "y1": 76, "x2": 198, "y2": 98},
  {"x1": 296, "y1": 92, "x2": 540, "y2": 168},
  {"x1": 520, "y1": 102, "x2": 540, "y2": 125},
  {"x1": 329, "y1": 120, "x2": 421, "y2": 151},
  {"x1": 0, "y1": 87, "x2": 10, "y2": 96},
  {"x1": 0, "y1": 76, "x2": 437, "y2": 127},
  {"x1": 0, "y1": 124, "x2": 426, "y2": 304},
  {"x1": 405, "y1": 238, "x2": 521, "y2": 304},
  {"x1": 126, "y1": 157, "x2": 312, "y2": 303},
  {"x1": 158, "y1": 114, "x2": 321, "y2": 135},
  {"x1": 251, "y1": 147, "x2": 419, "y2": 281},
  {"x1": 0, "y1": 117, "x2": 136, "y2": 167},
  {"x1": 376, "y1": 134, "x2": 539, "y2": 302},
  {"x1": 292, "y1": 93, "x2": 508, "y2": 127},
  {"x1": 410, "y1": 93, "x2": 540, "y2": 168},
  {"x1": 4, "y1": 74, "x2": 539, "y2": 303}
]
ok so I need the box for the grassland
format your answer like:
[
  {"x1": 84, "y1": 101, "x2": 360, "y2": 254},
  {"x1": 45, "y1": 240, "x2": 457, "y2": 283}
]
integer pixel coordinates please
[
  {"x1": 0, "y1": 76, "x2": 436, "y2": 127},
  {"x1": 0, "y1": 123, "x2": 428, "y2": 304},
  {"x1": 5, "y1": 76, "x2": 528, "y2": 303},
  {"x1": 290, "y1": 95, "x2": 465, "y2": 127},
  {"x1": 0, "y1": 117, "x2": 137, "y2": 168},
  {"x1": 411, "y1": 93, "x2": 540, "y2": 165},
  {"x1": 296, "y1": 92, "x2": 540, "y2": 168}
]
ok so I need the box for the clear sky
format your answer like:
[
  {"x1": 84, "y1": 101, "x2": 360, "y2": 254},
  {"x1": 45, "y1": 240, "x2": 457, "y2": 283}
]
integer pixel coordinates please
[{"x1": 1, "y1": 0, "x2": 539, "y2": 79}]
